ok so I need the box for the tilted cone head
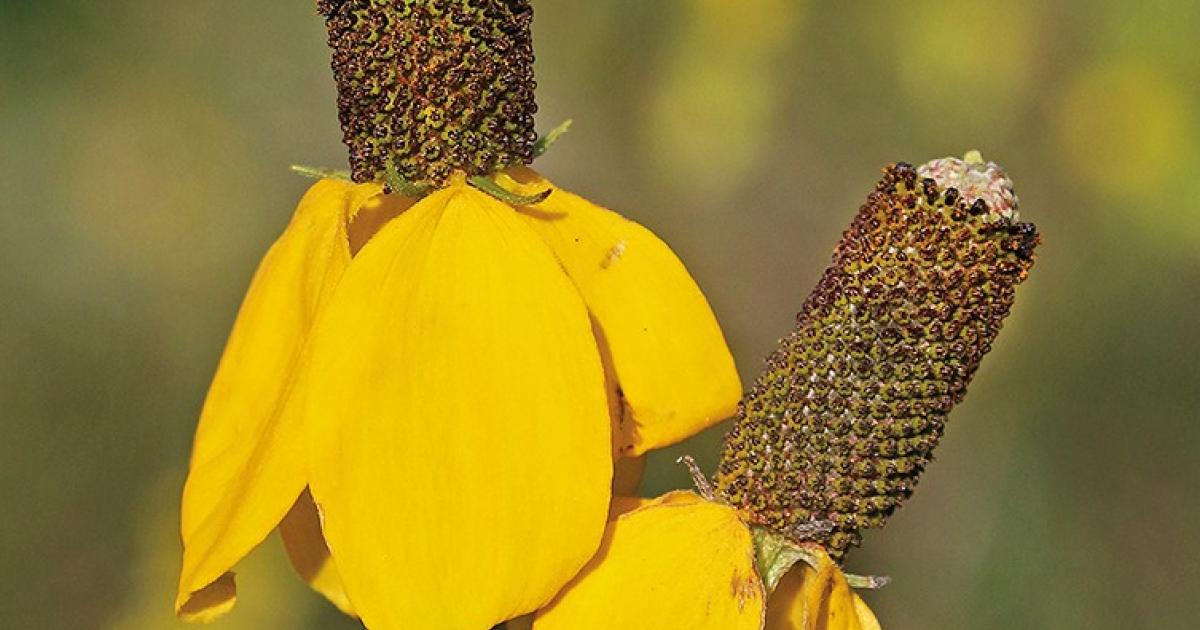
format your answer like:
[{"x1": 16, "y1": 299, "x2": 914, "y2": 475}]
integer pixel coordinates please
[
  {"x1": 715, "y1": 154, "x2": 1039, "y2": 560},
  {"x1": 319, "y1": 0, "x2": 538, "y2": 186}
]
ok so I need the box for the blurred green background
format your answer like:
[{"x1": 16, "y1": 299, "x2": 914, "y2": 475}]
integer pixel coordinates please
[{"x1": 2, "y1": 1, "x2": 1197, "y2": 628}]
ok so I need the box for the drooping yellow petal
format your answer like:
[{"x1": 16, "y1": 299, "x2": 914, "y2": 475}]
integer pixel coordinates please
[
  {"x1": 176, "y1": 573, "x2": 237, "y2": 624},
  {"x1": 853, "y1": 595, "x2": 881, "y2": 630},
  {"x1": 764, "y1": 546, "x2": 881, "y2": 630},
  {"x1": 501, "y1": 168, "x2": 742, "y2": 456},
  {"x1": 534, "y1": 491, "x2": 765, "y2": 630},
  {"x1": 176, "y1": 179, "x2": 383, "y2": 620},
  {"x1": 608, "y1": 495, "x2": 653, "y2": 520},
  {"x1": 275, "y1": 189, "x2": 413, "y2": 616},
  {"x1": 303, "y1": 182, "x2": 612, "y2": 630},
  {"x1": 278, "y1": 488, "x2": 355, "y2": 617}
]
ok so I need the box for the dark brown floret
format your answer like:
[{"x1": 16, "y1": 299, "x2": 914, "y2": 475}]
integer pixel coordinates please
[
  {"x1": 714, "y1": 162, "x2": 1039, "y2": 561},
  {"x1": 318, "y1": 0, "x2": 538, "y2": 186}
]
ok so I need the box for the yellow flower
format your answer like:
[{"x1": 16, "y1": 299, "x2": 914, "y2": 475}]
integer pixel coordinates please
[
  {"x1": 534, "y1": 153, "x2": 1040, "y2": 630},
  {"x1": 175, "y1": 169, "x2": 740, "y2": 628},
  {"x1": 532, "y1": 492, "x2": 880, "y2": 630}
]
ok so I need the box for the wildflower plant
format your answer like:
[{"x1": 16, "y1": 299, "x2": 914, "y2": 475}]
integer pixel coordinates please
[
  {"x1": 173, "y1": 0, "x2": 1041, "y2": 628},
  {"x1": 175, "y1": 2, "x2": 741, "y2": 629}
]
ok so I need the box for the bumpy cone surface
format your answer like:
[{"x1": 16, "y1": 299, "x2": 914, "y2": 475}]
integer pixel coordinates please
[
  {"x1": 715, "y1": 156, "x2": 1040, "y2": 560},
  {"x1": 319, "y1": 0, "x2": 538, "y2": 186}
]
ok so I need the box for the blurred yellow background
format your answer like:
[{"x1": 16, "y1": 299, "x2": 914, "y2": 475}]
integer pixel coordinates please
[{"x1": 2, "y1": 1, "x2": 1197, "y2": 628}]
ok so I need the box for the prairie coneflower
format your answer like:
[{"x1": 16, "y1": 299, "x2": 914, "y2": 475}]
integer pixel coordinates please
[
  {"x1": 533, "y1": 154, "x2": 1040, "y2": 629},
  {"x1": 174, "y1": 3, "x2": 740, "y2": 629}
]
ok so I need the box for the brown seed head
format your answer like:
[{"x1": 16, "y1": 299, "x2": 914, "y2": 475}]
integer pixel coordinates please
[
  {"x1": 318, "y1": 0, "x2": 538, "y2": 186},
  {"x1": 714, "y1": 156, "x2": 1040, "y2": 561}
]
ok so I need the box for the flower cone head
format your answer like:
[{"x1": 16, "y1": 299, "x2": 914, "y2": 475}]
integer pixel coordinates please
[
  {"x1": 715, "y1": 155, "x2": 1040, "y2": 559},
  {"x1": 319, "y1": 0, "x2": 538, "y2": 186}
]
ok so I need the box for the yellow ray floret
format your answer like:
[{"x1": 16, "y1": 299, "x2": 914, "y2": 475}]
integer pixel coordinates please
[
  {"x1": 301, "y1": 182, "x2": 613, "y2": 629},
  {"x1": 534, "y1": 491, "x2": 766, "y2": 630},
  {"x1": 176, "y1": 180, "x2": 384, "y2": 620},
  {"x1": 278, "y1": 488, "x2": 355, "y2": 617},
  {"x1": 501, "y1": 168, "x2": 742, "y2": 456}
]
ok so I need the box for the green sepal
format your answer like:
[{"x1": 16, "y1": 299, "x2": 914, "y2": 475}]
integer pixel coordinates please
[
  {"x1": 750, "y1": 526, "x2": 891, "y2": 594},
  {"x1": 385, "y1": 161, "x2": 432, "y2": 198},
  {"x1": 533, "y1": 119, "x2": 573, "y2": 158},
  {"x1": 290, "y1": 164, "x2": 352, "y2": 181},
  {"x1": 676, "y1": 455, "x2": 715, "y2": 500},
  {"x1": 845, "y1": 573, "x2": 891, "y2": 589},
  {"x1": 469, "y1": 175, "x2": 551, "y2": 206},
  {"x1": 751, "y1": 526, "x2": 821, "y2": 594}
]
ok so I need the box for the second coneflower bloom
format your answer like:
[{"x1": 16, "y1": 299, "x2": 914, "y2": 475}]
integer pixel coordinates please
[
  {"x1": 175, "y1": 3, "x2": 740, "y2": 629},
  {"x1": 534, "y1": 154, "x2": 1039, "y2": 629}
]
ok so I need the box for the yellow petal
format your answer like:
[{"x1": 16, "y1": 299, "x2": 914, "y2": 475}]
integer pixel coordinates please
[
  {"x1": 303, "y1": 184, "x2": 612, "y2": 630},
  {"x1": 175, "y1": 572, "x2": 237, "y2": 623},
  {"x1": 176, "y1": 179, "x2": 383, "y2": 620},
  {"x1": 534, "y1": 491, "x2": 765, "y2": 630},
  {"x1": 764, "y1": 546, "x2": 881, "y2": 630},
  {"x1": 608, "y1": 489, "x2": 704, "y2": 520},
  {"x1": 608, "y1": 495, "x2": 653, "y2": 520},
  {"x1": 853, "y1": 594, "x2": 882, "y2": 630},
  {"x1": 502, "y1": 168, "x2": 742, "y2": 456},
  {"x1": 278, "y1": 488, "x2": 356, "y2": 617}
]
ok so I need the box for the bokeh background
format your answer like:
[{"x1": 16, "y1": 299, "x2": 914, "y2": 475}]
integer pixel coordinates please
[{"x1": 2, "y1": 1, "x2": 1198, "y2": 628}]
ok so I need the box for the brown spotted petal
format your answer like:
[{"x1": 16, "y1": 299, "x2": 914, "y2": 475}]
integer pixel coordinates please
[{"x1": 715, "y1": 156, "x2": 1040, "y2": 560}]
